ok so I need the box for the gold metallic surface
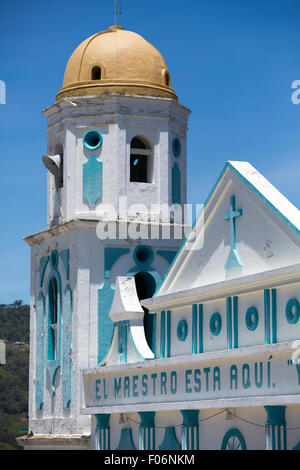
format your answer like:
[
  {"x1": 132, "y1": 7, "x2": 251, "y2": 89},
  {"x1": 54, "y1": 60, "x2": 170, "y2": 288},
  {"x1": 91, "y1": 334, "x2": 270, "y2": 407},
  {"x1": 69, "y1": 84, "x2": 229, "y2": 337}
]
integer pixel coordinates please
[{"x1": 56, "y1": 26, "x2": 177, "y2": 101}]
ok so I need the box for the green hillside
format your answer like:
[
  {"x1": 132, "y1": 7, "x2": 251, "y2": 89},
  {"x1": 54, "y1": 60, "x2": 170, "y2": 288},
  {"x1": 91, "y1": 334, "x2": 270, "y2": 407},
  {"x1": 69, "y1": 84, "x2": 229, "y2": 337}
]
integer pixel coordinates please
[{"x1": 0, "y1": 301, "x2": 30, "y2": 450}]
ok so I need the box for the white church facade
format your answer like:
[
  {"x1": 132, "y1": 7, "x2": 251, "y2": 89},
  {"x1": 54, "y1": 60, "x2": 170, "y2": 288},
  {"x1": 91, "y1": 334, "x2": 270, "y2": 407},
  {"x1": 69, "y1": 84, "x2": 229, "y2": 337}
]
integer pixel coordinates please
[{"x1": 17, "y1": 24, "x2": 300, "y2": 451}]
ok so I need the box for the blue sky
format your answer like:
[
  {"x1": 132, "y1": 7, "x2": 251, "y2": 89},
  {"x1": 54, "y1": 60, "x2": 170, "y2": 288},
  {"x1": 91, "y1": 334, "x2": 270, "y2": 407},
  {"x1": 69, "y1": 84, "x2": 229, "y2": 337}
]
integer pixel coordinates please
[{"x1": 0, "y1": 0, "x2": 299, "y2": 304}]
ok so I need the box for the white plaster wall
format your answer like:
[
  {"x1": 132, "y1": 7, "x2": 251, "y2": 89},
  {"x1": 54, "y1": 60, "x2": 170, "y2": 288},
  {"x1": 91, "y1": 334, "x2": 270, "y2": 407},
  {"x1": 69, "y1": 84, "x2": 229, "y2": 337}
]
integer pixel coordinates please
[
  {"x1": 276, "y1": 282, "x2": 300, "y2": 343},
  {"x1": 161, "y1": 171, "x2": 300, "y2": 295},
  {"x1": 44, "y1": 95, "x2": 190, "y2": 226},
  {"x1": 236, "y1": 290, "x2": 265, "y2": 348},
  {"x1": 170, "y1": 306, "x2": 193, "y2": 357},
  {"x1": 104, "y1": 405, "x2": 300, "y2": 450}
]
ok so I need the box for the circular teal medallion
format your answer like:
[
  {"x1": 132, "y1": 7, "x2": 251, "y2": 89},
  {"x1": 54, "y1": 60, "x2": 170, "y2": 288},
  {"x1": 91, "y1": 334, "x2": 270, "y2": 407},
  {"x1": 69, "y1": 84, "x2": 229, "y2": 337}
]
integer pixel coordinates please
[
  {"x1": 177, "y1": 319, "x2": 188, "y2": 342},
  {"x1": 83, "y1": 130, "x2": 103, "y2": 150},
  {"x1": 209, "y1": 313, "x2": 222, "y2": 336},
  {"x1": 286, "y1": 298, "x2": 300, "y2": 324},
  {"x1": 245, "y1": 307, "x2": 259, "y2": 331}
]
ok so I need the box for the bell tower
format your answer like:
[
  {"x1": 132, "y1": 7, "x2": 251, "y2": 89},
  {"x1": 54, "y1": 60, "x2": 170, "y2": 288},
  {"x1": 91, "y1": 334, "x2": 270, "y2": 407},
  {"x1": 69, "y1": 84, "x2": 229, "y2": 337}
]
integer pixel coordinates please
[{"x1": 22, "y1": 25, "x2": 190, "y2": 450}]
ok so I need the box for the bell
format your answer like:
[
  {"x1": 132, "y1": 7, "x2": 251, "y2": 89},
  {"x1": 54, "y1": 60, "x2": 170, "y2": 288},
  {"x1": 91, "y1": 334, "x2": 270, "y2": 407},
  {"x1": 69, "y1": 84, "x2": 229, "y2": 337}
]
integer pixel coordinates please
[{"x1": 42, "y1": 154, "x2": 62, "y2": 177}]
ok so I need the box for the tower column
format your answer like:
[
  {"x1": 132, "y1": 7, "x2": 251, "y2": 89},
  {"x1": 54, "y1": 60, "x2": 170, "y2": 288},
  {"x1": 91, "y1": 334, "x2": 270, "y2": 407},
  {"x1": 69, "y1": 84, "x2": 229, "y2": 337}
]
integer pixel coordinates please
[
  {"x1": 95, "y1": 414, "x2": 110, "y2": 450},
  {"x1": 264, "y1": 406, "x2": 287, "y2": 450},
  {"x1": 138, "y1": 412, "x2": 156, "y2": 450},
  {"x1": 180, "y1": 410, "x2": 199, "y2": 450}
]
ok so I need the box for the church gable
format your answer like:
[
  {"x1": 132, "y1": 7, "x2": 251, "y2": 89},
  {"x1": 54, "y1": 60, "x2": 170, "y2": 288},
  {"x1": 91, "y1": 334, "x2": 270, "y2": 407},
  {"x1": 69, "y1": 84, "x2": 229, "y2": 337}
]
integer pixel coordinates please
[{"x1": 158, "y1": 161, "x2": 300, "y2": 295}]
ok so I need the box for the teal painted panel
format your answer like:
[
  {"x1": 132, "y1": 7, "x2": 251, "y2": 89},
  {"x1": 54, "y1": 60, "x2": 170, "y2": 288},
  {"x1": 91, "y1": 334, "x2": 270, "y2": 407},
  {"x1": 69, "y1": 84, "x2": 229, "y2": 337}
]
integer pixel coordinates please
[
  {"x1": 39, "y1": 256, "x2": 49, "y2": 287},
  {"x1": 46, "y1": 267, "x2": 62, "y2": 396},
  {"x1": 156, "y1": 250, "x2": 177, "y2": 265},
  {"x1": 59, "y1": 249, "x2": 70, "y2": 281},
  {"x1": 159, "y1": 427, "x2": 181, "y2": 450},
  {"x1": 35, "y1": 292, "x2": 45, "y2": 410},
  {"x1": 104, "y1": 247, "x2": 130, "y2": 279},
  {"x1": 62, "y1": 285, "x2": 72, "y2": 408},
  {"x1": 83, "y1": 156, "x2": 103, "y2": 205},
  {"x1": 117, "y1": 428, "x2": 136, "y2": 450},
  {"x1": 118, "y1": 321, "x2": 128, "y2": 364},
  {"x1": 172, "y1": 163, "x2": 181, "y2": 204},
  {"x1": 98, "y1": 282, "x2": 115, "y2": 365}
]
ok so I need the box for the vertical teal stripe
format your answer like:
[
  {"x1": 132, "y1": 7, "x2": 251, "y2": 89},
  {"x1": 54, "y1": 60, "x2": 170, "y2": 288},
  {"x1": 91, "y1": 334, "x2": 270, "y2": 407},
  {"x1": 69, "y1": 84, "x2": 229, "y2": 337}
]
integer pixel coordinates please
[
  {"x1": 271, "y1": 289, "x2": 277, "y2": 344},
  {"x1": 160, "y1": 311, "x2": 165, "y2": 358},
  {"x1": 192, "y1": 304, "x2": 198, "y2": 354},
  {"x1": 227, "y1": 297, "x2": 232, "y2": 349},
  {"x1": 233, "y1": 296, "x2": 238, "y2": 349},
  {"x1": 167, "y1": 310, "x2": 171, "y2": 358},
  {"x1": 186, "y1": 427, "x2": 189, "y2": 450},
  {"x1": 198, "y1": 304, "x2": 203, "y2": 353},
  {"x1": 153, "y1": 313, "x2": 157, "y2": 358},
  {"x1": 264, "y1": 289, "x2": 271, "y2": 345}
]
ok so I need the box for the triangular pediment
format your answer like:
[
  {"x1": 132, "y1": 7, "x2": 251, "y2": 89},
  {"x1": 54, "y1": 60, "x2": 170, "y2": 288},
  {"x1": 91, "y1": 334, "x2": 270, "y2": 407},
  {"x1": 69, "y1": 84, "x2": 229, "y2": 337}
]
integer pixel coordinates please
[{"x1": 158, "y1": 161, "x2": 300, "y2": 296}]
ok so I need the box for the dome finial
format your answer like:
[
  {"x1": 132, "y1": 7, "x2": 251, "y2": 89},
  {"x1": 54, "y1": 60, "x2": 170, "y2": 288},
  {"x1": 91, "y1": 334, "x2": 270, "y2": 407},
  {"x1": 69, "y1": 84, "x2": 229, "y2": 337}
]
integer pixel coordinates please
[{"x1": 114, "y1": 0, "x2": 122, "y2": 26}]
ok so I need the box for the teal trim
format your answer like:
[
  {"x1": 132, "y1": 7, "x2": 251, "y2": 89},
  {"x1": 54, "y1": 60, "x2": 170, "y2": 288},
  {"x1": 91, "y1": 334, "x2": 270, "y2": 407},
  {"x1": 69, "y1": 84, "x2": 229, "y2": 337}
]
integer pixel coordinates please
[
  {"x1": 139, "y1": 412, "x2": 155, "y2": 450},
  {"x1": 46, "y1": 266, "x2": 62, "y2": 396},
  {"x1": 83, "y1": 156, "x2": 102, "y2": 205},
  {"x1": 104, "y1": 247, "x2": 130, "y2": 279},
  {"x1": 160, "y1": 311, "x2": 166, "y2": 358},
  {"x1": 127, "y1": 265, "x2": 161, "y2": 288},
  {"x1": 209, "y1": 313, "x2": 222, "y2": 336},
  {"x1": 96, "y1": 414, "x2": 110, "y2": 427},
  {"x1": 167, "y1": 310, "x2": 171, "y2": 357},
  {"x1": 233, "y1": 296, "x2": 238, "y2": 348},
  {"x1": 177, "y1": 319, "x2": 188, "y2": 342},
  {"x1": 59, "y1": 249, "x2": 69, "y2": 281},
  {"x1": 172, "y1": 162, "x2": 181, "y2": 205},
  {"x1": 50, "y1": 250, "x2": 59, "y2": 270},
  {"x1": 224, "y1": 195, "x2": 243, "y2": 270},
  {"x1": 271, "y1": 289, "x2": 277, "y2": 343},
  {"x1": 193, "y1": 304, "x2": 203, "y2": 353},
  {"x1": 221, "y1": 428, "x2": 246, "y2": 450},
  {"x1": 285, "y1": 298, "x2": 300, "y2": 324},
  {"x1": 83, "y1": 129, "x2": 103, "y2": 150},
  {"x1": 95, "y1": 414, "x2": 110, "y2": 450},
  {"x1": 152, "y1": 313, "x2": 157, "y2": 358},
  {"x1": 117, "y1": 321, "x2": 128, "y2": 364},
  {"x1": 117, "y1": 428, "x2": 136, "y2": 450},
  {"x1": 39, "y1": 256, "x2": 49, "y2": 287},
  {"x1": 245, "y1": 307, "x2": 259, "y2": 331},
  {"x1": 156, "y1": 250, "x2": 177, "y2": 265},
  {"x1": 192, "y1": 304, "x2": 198, "y2": 354},
  {"x1": 180, "y1": 410, "x2": 199, "y2": 451},
  {"x1": 198, "y1": 304, "x2": 203, "y2": 353},
  {"x1": 227, "y1": 297, "x2": 233, "y2": 349},
  {"x1": 98, "y1": 281, "x2": 115, "y2": 365},
  {"x1": 227, "y1": 162, "x2": 300, "y2": 238},
  {"x1": 156, "y1": 160, "x2": 300, "y2": 297},
  {"x1": 133, "y1": 245, "x2": 154, "y2": 266},
  {"x1": 159, "y1": 427, "x2": 181, "y2": 450},
  {"x1": 264, "y1": 406, "x2": 287, "y2": 450},
  {"x1": 172, "y1": 137, "x2": 181, "y2": 158},
  {"x1": 35, "y1": 292, "x2": 45, "y2": 410},
  {"x1": 264, "y1": 289, "x2": 271, "y2": 344},
  {"x1": 62, "y1": 285, "x2": 72, "y2": 408}
]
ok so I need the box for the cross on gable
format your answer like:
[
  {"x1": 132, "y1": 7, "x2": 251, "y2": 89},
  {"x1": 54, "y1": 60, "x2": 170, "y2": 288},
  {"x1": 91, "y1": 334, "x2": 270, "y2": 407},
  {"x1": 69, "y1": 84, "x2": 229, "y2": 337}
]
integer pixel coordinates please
[{"x1": 224, "y1": 195, "x2": 243, "y2": 270}]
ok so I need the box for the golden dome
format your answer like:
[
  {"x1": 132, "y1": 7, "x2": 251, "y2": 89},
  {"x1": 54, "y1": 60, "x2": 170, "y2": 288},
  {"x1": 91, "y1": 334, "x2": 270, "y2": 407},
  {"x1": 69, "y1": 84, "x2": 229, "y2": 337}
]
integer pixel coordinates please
[{"x1": 56, "y1": 26, "x2": 177, "y2": 101}]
